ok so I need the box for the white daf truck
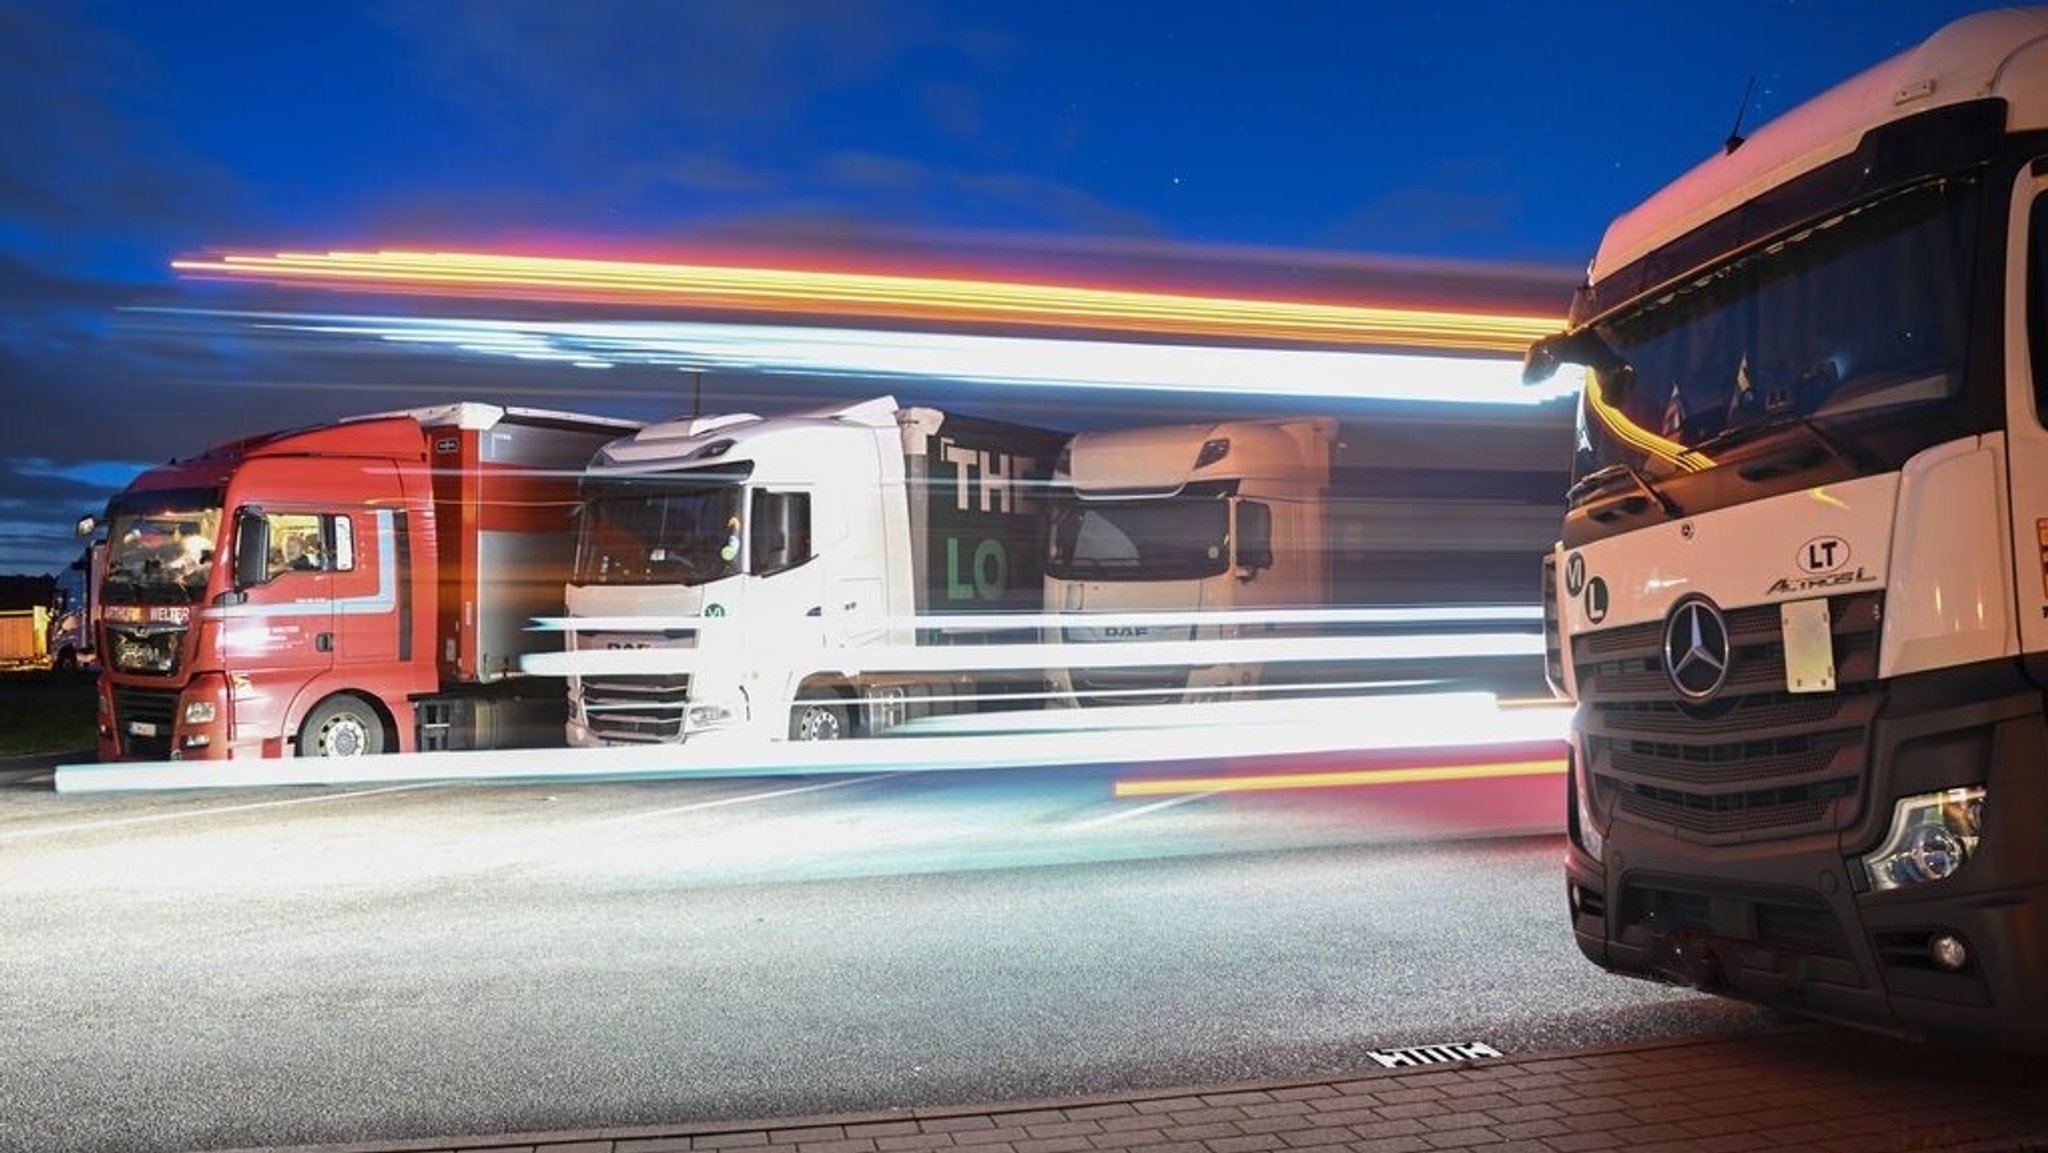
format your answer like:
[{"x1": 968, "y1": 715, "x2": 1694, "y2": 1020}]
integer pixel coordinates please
[
  {"x1": 1044, "y1": 418, "x2": 1335, "y2": 704},
  {"x1": 1526, "y1": 8, "x2": 2048, "y2": 1045},
  {"x1": 553, "y1": 396, "x2": 1066, "y2": 745},
  {"x1": 1044, "y1": 415, "x2": 1562, "y2": 705}
]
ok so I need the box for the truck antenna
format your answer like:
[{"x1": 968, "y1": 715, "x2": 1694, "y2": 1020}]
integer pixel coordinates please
[{"x1": 1724, "y1": 74, "x2": 1756, "y2": 155}]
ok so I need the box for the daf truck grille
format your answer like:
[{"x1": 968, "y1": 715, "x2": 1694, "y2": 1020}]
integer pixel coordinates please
[
  {"x1": 579, "y1": 675, "x2": 690, "y2": 743},
  {"x1": 1572, "y1": 591, "x2": 1881, "y2": 843},
  {"x1": 111, "y1": 686, "x2": 180, "y2": 760},
  {"x1": 1069, "y1": 666, "x2": 1192, "y2": 706}
]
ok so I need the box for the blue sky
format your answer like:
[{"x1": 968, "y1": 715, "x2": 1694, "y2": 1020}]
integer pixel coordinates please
[{"x1": 0, "y1": 0, "x2": 1996, "y2": 572}]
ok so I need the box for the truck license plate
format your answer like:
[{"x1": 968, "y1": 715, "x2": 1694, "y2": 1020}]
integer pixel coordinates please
[
  {"x1": 128, "y1": 721, "x2": 159, "y2": 736},
  {"x1": 1780, "y1": 598, "x2": 1836, "y2": 694}
]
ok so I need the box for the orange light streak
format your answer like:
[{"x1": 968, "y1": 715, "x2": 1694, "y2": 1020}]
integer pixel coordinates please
[
  {"x1": 171, "y1": 250, "x2": 1562, "y2": 354},
  {"x1": 1112, "y1": 756, "x2": 1568, "y2": 797}
]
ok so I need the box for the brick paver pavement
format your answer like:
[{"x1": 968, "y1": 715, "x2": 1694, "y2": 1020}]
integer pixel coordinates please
[{"x1": 208, "y1": 1027, "x2": 2048, "y2": 1153}]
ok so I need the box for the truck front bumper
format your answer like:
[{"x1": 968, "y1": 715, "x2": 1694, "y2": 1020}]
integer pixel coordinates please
[{"x1": 1565, "y1": 670, "x2": 2048, "y2": 1049}]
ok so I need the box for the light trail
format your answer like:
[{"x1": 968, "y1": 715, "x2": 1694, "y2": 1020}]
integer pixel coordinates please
[
  {"x1": 173, "y1": 250, "x2": 1563, "y2": 354},
  {"x1": 150, "y1": 308, "x2": 1585, "y2": 406},
  {"x1": 55, "y1": 692, "x2": 1570, "y2": 794},
  {"x1": 523, "y1": 632, "x2": 1543, "y2": 677},
  {"x1": 1111, "y1": 755, "x2": 1567, "y2": 797},
  {"x1": 534, "y1": 604, "x2": 1544, "y2": 633}
]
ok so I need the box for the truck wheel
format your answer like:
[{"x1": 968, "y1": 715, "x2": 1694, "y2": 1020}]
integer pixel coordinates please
[
  {"x1": 299, "y1": 694, "x2": 387, "y2": 757},
  {"x1": 789, "y1": 688, "x2": 849, "y2": 741},
  {"x1": 54, "y1": 647, "x2": 77, "y2": 672}
]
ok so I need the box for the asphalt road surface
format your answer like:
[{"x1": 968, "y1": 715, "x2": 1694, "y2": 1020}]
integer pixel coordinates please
[{"x1": 0, "y1": 756, "x2": 1763, "y2": 1153}]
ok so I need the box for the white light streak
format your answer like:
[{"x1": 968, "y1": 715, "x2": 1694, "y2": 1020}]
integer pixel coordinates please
[
  {"x1": 55, "y1": 692, "x2": 1570, "y2": 794},
  {"x1": 528, "y1": 605, "x2": 1543, "y2": 633},
  {"x1": 521, "y1": 632, "x2": 1542, "y2": 677},
  {"x1": 173, "y1": 309, "x2": 1585, "y2": 406}
]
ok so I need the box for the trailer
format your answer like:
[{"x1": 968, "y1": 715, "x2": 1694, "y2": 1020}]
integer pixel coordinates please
[{"x1": 0, "y1": 607, "x2": 50, "y2": 668}]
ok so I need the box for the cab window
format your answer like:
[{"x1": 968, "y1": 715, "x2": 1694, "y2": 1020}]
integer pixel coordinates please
[{"x1": 263, "y1": 512, "x2": 355, "y2": 578}]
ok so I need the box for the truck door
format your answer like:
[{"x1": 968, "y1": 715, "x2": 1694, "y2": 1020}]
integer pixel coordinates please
[
  {"x1": 225, "y1": 507, "x2": 336, "y2": 693},
  {"x1": 330, "y1": 508, "x2": 404, "y2": 671},
  {"x1": 2009, "y1": 170, "x2": 2048, "y2": 660},
  {"x1": 746, "y1": 486, "x2": 829, "y2": 669}
]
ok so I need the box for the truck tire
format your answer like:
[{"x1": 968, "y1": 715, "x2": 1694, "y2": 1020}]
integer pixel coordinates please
[
  {"x1": 54, "y1": 647, "x2": 77, "y2": 672},
  {"x1": 789, "y1": 688, "x2": 849, "y2": 741},
  {"x1": 299, "y1": 694, "x2": 388, "y2": 757}
]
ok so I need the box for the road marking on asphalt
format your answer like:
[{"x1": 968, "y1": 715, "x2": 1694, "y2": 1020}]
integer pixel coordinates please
[
  {"x1": 1367, "y1": 1041, "x2": 1503, "y2": 1067},
  {"x1": 1066, "y1": 790, "x2": 1220, "y2": 829},
  {"x1": 580, "y1": 774, "x2": 898, "y2": 828},
  {"x1": 0, "y1": 782, "x2": 445, "y2": 843}
]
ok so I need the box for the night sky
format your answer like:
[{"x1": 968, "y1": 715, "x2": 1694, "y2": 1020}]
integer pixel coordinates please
[{"x1": 0, "y1": 0, "x2": 1994, "y2": 572}]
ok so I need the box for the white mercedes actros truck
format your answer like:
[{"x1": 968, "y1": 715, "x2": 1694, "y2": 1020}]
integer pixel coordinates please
[{"x1": 1527, "y1": 8, "x2": 2048, "y2": 1046}]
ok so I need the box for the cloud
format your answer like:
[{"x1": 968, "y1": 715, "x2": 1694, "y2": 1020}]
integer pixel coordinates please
[
  {"x1": 1328, "y1": 159, "x2": 1527, "y2": 257},
  {"x1": 920, "y1": 81, "x2": 986, "y2": 143},
  {"x1": 0, "y1": 3, "x2": 247, "y2": 270},
  {"x1": 380, "y1": 0, "x2": 935, "y2": 150},
  {"x1": 813, "y1": 151, "x2": 1157, "y2": 236},
  {"x1": 0, "y1": 460, "x2": 135, "y2": 573}
]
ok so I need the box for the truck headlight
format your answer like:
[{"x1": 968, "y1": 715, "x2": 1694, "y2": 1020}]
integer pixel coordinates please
[
  {"x1": 1570, "y1": 751, "x2": 1604, "y2": 862},
  {"x1": 1862, "y1": 786, "x2": 1985, "y2": 891},
  {"x1": 183, "y1": 699, "x2": 217, "y2": 725}
]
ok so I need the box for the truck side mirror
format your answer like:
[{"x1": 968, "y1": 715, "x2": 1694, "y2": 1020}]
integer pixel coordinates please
[
  {"x1": 1236, "y1": 501, "x2": 1273, "y2": 574},
  {"x1": 750, "y1": 491, "x2": 813, "y2": 576},
  {"x1": 1526, "y1": 329, "x2": 1634, "y2": 403},
  {"x1": 233, "y1": 509, "x2": 271, "y2": 589}
]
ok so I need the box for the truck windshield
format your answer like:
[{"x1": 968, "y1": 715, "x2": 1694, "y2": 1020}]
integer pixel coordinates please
[
  {"x1": 575, "y1": 474, "x2": 745, "y2": 586},
  {"x1": 102, "y1": 491, "x2": 223, "y2": 605},
  {"x1": 1573, "y1": 175, "x2": 1978, "y2": 492},
  {"x1": 1046, "y1": 498, "x2": 1229, "y2": 581}
]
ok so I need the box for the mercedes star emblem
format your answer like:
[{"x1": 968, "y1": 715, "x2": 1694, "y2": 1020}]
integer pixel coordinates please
[{"x1": 1664, "y1": 598, "x2": 1731, "y2": 700}]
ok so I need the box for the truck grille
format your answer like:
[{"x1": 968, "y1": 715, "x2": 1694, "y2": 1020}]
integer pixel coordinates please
[
  {"x1": 579, "y1": 675, "x2": 689, "y2": 743},
  {"x1": 1069, "y1": 666, "x2": 1192, "y2": 706},
  {"x1": 111, "y1": 686, "x2": 180, "y2": 760},
  {"x1": 1620, "y1": 877, "x2": 1849, "y2": 958},
  {"x1": 107, "y1": 626, "x2": 184, "y2": 675},
  {"x1": 1573, "y1": 591, "x2": 1881, "y2": 843}
]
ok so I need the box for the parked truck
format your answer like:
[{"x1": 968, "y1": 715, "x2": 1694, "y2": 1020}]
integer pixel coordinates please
[
  {"x1": 1525, "y1": 8, "x2": 2048, "y2": 1045},
  {"x1": 553, "y1": 395, "x2": 1065, "y2": 745},
  {"x1": 1044, "y1": 417, "x2": 1337, "y2": 704},
  {"x1": 91, "y1": 402, "x2": 638, "y2": 760},
  {"x1": 1044, "y1": 415, "x2": 1560, "y2": 705},
  {"x1": 48, "y1": 542, "x2": 101, "y2": 671}
]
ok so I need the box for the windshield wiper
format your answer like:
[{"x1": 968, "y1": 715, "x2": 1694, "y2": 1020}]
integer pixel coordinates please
[
  {"x1": 1568, "y1": 461, "x2": 1681, "y2": 518},
  {"x1": 1680, "y1": 410, "x2": 1870, "y2": 470}
]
